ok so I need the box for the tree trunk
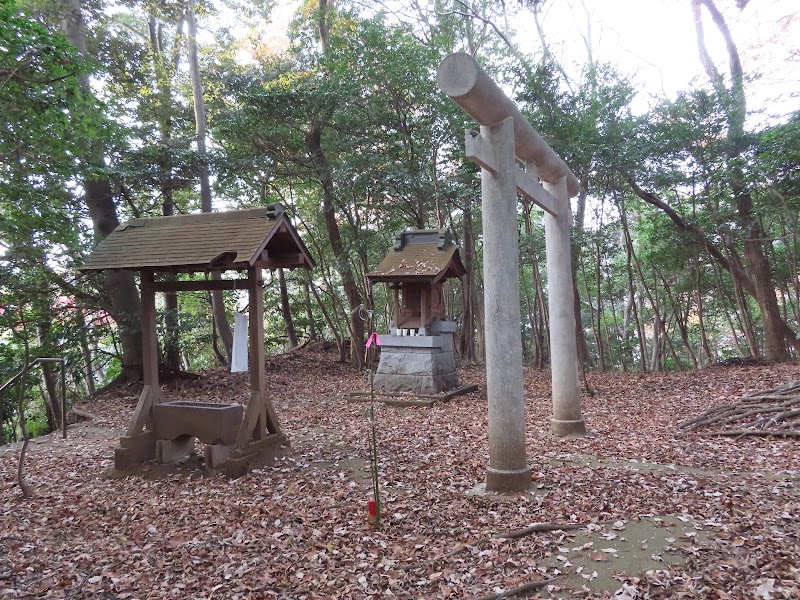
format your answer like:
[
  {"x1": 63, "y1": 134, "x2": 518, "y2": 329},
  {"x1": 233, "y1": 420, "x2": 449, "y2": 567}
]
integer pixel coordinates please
[
  {"x1": 79, "y1": 327, "x2": 95, "y2": 395},
  {"x1": 187, "y1": 0, "x2": 233, "y2": 364},
  {"x1": 303, "y1": 280, "x2": 318, "y2": 341},
  {"x1": 693, "y1": 0, "x2": 790, "y2": 361},
  {"x1": 460, "y1": 201, "x2": 477, "y2": 362},
  {"x1": 161, "y1": 200, "x2": 181, "y2": 371},
  {"x1": 36, "y1": 324, "x2": 62, "y2": 432},
  {"x1": 278, "y1": 268, "x2": 299, "y2": 349},
  {"x1": 60, "y1": 0, "x2": 142, "y2": 381},
  {"x1": 626, "y1": 175, "x2": 799, "y2": 357},
  {"x1": 571, "y1": 186, "x2": 593, "y2": 368},
  {"x1": 618, "y1": 198, "x2": 647, "y2": 370},
  {"x1": 151, "y1": 10, "x2": 182, "y2": 372},
  {"x1": 305, "y1": 122, "x2": 365, "y2": 368}
]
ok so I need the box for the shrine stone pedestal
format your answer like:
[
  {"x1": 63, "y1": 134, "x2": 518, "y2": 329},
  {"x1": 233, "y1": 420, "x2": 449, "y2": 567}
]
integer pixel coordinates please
[{"x1": 374, "y1": 321, "x2": 459, "y2": 394}]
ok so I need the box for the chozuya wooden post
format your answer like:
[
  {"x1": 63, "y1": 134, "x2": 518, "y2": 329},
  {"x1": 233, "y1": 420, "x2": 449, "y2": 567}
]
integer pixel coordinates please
[
  {"x1": 437, "y1": 53, "x2": 585, "y2": 491},
  {"x1": 225, "y1": 267, "x2": 286, "y2": 477}
]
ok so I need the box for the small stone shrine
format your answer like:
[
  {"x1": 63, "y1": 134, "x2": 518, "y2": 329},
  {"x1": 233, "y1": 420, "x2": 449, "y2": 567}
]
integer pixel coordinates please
[{"x1": 367, "y1": 229, "x2": 466, "y2": 394}]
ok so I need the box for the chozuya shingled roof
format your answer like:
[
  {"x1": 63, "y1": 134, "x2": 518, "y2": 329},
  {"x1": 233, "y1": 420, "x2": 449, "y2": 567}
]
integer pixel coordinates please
[
  {"x1": 81, "y1": 204, "x2": 314, "y2": 273},
  {"x1": 367, "y1": 229, "x2": 466, "y2": 284}
]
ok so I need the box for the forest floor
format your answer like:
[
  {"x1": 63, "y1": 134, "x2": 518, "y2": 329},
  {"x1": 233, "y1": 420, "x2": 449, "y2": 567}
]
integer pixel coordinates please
[{"x1": 2, "y1": 350, "x2": 800, "y2": 599}]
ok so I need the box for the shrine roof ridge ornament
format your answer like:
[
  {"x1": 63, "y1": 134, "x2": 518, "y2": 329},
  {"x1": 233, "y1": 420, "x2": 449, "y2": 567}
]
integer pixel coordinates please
[{"x1": 437, "y1": 52, "x2": 580, "y2": 198}]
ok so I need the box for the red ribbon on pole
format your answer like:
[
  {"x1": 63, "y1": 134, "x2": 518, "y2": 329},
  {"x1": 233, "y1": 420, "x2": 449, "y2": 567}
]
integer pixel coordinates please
[{"x1": 365, "y1": 332, "x2": 381, "y2": 348}]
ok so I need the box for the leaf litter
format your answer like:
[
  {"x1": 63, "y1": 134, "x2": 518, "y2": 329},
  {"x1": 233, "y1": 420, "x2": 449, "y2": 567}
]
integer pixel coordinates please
[{"x1": 1, "y1": 351, "x2": 799, "y2": 598}]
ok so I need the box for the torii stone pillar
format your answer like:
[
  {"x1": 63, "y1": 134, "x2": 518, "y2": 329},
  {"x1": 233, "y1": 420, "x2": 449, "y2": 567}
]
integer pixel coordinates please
[{"x1": 438, "y1": 53, "x2": 586, "y2": 492}]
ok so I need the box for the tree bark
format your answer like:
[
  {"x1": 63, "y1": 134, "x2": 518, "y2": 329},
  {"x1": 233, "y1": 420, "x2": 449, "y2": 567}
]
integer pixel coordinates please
[
  {"x1": 692, "y1": 0, "x2": 790, "y2": 361},
  {"x1": 60, "y1": 0, "x2": 142, "y2": 380},
  {"x1": 150, "y1": 9, "x2": 183, "y2": 372},
  {"x1": 460, "y1": 200, "x2": 477, "y2": 362},
  {"x1": 187, "y1": 0, "x2": 234, "y2": 364},
  {"x1": 278, "y1": 268, "x2": 299, "y2": 348},
  {"x1": 571, "y1": 186, "x2": 593, "y2": 368},
  {"x1": 36, "y1": 324, "x2": 62, "y2": 432},
  {"x1": 306, "y1": 122, "x2": 365, "y2": 368}
]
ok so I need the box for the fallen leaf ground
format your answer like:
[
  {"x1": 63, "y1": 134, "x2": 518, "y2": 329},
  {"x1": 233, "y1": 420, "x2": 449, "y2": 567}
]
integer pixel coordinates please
[{"x1": 2, "y1": 350, "x2": 800, "y2": 599}]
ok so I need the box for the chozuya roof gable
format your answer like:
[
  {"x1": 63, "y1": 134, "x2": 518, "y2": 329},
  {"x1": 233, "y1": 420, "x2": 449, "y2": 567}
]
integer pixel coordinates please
[
  {"x1": 80, "y1": 204, "x2": 315, "y2": 273},
  {"x1": 367, "y1": 228, "x2": 466, "y2": 284}
]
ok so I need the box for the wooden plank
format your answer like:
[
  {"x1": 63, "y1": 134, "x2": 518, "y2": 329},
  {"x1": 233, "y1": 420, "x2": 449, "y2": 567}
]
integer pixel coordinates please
[
  {"x1": 126, "y1": 271, "x2": 161, "y2": 436},
  {"x1": 151, "y1": 278, "x2": 251, "y2": 292},
  {"x1": 421, "y1": 285, "x2": 429, "y2": 331},
  {"x1": 235, "y1": 269, "x2": 282, "y2": 451},
  {"x1": 225, "y1": 433, "x2": 288, "y2": 478},
  {"x1": 346, "y1": 384, "x2": 478, "y2": 401},
  {"x1": 346, "y1": 384, "x2": 479, "y2": 406},
  {"x1": 126, "y1": 385, "x2": 159, "y2": 436}
]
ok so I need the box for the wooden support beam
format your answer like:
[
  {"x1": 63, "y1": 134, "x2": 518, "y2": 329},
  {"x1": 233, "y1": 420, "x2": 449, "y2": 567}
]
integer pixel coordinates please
[
  {"x1": 257, "y1": 252, "x2": 307, "y2": 269},
  {"x1": 126, "y1": 271, "x2": 161, "y2": 436},
  {"x1": 465, "y1": 129, "x2": 498, "y2": 174},
  {"x1": 151, "y1": 278, "x2": 250, "y2": 292},
  {"x1": 235, "y1": 268, "x2": 282, "y2": 454}
]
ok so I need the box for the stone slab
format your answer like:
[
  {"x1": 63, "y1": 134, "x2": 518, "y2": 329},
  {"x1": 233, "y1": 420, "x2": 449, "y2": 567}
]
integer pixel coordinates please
[
  {"x1": 152, "y1": 401, "x2": 243, "y2": 445},
  {"x1": 204, "y1": 443, "x2": 234, "y2": 468},
  {"x1": 374, "y1": 372, "x2": 454, "y2": 394},
  {"x1": 378, "y1": 335, "x2": 442, "y2": 349},
  {"x1": 377, "y1": 352, "x2": 454, "y2": 377},
  {"x1": 428, "y1": 320, "x2": 457, "y2": 334},
  {"x1": 114, "y1": 433, "x2": 156, "y2": 470},
  {"x1": 156, "y1": 435, "x2": 195, "y2": 463}
]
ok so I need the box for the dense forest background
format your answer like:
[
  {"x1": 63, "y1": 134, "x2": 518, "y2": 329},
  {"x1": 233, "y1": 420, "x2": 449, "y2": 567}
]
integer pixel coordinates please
[{"x1": 2, "y1": 0, "x2": 799, "y2": 442}]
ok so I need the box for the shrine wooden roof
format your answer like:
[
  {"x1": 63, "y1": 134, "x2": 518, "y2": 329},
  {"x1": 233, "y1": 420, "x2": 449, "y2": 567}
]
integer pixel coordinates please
[
  {"x1": 80, "y1": 205, "x2": 314, "y2": 273},
  {"x1": 367, "y1": 229, "x2": 466, "y2": 284}
]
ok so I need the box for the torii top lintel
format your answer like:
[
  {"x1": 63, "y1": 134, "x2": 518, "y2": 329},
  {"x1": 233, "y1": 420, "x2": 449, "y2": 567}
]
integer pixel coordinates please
[{"x1": 437, "y1": 52, "x2": 581, "y2": 199}]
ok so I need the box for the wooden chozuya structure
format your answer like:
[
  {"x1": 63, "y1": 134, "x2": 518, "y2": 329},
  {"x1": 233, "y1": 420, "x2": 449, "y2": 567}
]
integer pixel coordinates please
[
  {"x1": 366, "y1": 229, "x2": 466, "y2": 395},
  {"x1": 81, "y1": 203, "x2": 314, "y2": 477},
  {"x1": 367, "y1": 228, "x2": 466, "y2": 336},
  {"x1": 438, "y1": 53, "x2": 586, "y2": 493}
]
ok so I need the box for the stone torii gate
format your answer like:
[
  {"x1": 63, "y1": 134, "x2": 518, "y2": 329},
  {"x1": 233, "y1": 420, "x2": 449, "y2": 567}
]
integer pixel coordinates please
[{"x1": 438, "y1": 52, "x2": 586, "y2": 493}]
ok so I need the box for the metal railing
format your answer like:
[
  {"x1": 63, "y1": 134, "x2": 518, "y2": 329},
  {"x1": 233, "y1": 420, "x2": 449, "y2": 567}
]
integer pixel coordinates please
[{"x1": 0, "y1": 358, "x2": 67, "y2": 440}]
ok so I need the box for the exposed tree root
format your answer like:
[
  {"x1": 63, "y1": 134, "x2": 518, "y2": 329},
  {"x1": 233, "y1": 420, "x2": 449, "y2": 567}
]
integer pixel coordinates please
[
  {"x1": 475, "y1": 578, "x2": 559, "y2": 600},
  {"x1": 402, "y1": 522, "x2": 584, "y2": 572},
  {"x1": 71, "y1": 408, "x2": 97, "y2": 421}
]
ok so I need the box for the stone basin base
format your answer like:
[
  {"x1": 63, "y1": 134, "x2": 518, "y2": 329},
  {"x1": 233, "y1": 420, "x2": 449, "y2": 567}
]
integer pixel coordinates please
[{"x1": 374, "y1": 322, "x2": 460, "y2": 394}]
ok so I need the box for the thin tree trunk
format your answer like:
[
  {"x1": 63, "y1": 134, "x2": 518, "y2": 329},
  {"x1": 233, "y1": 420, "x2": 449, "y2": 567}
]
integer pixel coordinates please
[
  {"x1": 278, "y1": 268, "x2": 299, "y2": 349},
  {"x1": 36, "y1": 325, "x2": 61, "y2": 432},
  {"x1": 303, "y1": 280, "x2": 318, "y2": 341},
  {"x1": 571, "y1": 187, "x2": 593, "y2": 368},
  {"x1": 306, "y1": 271, "x2": 344, "y2": 360},
  {"x1": 460, "y1": 201, "x2": 477, "y2": 362},
  {"x1": 161, "y1": 199, "x2": 181, "y2": 370},
  {"x1": 579, "y1": 258, "x2": 602, "y2": 371},
  {"x1": 306, "y1": 122, "x2": 365, "y2": 368},
  {"x1": 187, "y1": 0, "x2": 233, "y2": 364},
  {"x1": 79, "y1": 327, "x2": 95, "y2": 395},
  {"x1": 693, "y1": 0, "x2": 789, "y2": 361},
  {"x1": 618, "y1": 198, "x2": 648, "y2": 370}
]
